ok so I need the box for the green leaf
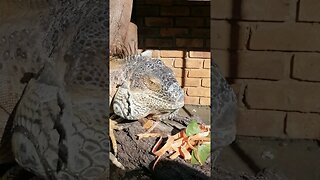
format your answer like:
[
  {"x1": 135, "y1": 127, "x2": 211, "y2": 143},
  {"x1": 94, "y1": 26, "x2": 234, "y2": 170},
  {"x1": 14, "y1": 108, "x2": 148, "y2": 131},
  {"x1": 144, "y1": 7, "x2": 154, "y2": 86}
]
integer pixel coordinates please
[
  {"x1": 191, "y1": 149, "x2": 200, "y2": 165},
  {"x1": 190, "y1": 143, "x2": 211, "y2": 165},
  {"x1": 197, "y1": 143, "x2": 211, "y2": 165},
  {"x1": 186, "y1": 120, "x2": 201, "y2": 137}
]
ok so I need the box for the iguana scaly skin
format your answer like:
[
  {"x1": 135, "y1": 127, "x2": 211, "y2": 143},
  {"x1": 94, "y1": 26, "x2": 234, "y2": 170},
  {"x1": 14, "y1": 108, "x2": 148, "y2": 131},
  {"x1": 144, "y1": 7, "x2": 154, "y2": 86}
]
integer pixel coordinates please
[
  {"x1": 0, "y1": 0, "x2": 109, "y2": 179},
  {"x1": 0, "y1": 0, "x2": 236, "y2": 178},
  {"x1": 212, "y1": 60, "x2": 237, "y2": 149},
  {"x1": 0, "y1": 0, "x2": 185, "y2": 178},
  {"x1": 109, "y1": 55, "x2": 184, "y2": 121},
  {"x1": 108, "y1": 54, "x2": 185, "y2": 163}
]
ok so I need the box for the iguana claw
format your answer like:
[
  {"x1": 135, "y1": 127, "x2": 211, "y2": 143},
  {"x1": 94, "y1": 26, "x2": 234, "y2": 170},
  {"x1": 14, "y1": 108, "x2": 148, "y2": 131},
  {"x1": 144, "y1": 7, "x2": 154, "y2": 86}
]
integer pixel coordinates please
[
  {"x1": 109, "y1": 117, "x2": 125, "y2": 169},
  {"x1": 110, "y1": 152, "x2": 125, "y2": 170}
]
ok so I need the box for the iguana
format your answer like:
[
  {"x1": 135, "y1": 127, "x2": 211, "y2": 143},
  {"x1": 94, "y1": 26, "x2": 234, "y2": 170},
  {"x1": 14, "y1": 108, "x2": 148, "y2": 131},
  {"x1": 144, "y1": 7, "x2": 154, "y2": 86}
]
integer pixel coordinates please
[
  {"x1": 108, "y1": 0, "x2": 237, "y2": 172},
  {"x1": 0, "y1": 0, "x2": 185, "y2": 179},
  {"x1": 108, "y1": 54, "x2": 185, "y2": 160},
  {"x1": 0, "y1": 0, "x2": 237, "y2": 179},
  {"x1": 211, "y1": 60, "x2": 237, "y2": 151},
  {"x1": 109, "y1": 55, "x2": 184, "y2": 120}
]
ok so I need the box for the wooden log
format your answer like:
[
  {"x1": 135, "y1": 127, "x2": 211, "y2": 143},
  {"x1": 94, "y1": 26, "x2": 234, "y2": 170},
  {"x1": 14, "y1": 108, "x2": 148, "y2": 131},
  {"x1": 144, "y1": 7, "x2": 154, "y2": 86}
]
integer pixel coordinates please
[
  {"x1": 124, "y1": 22, "x2": 138, "y2": 55},
  {"x1": 109, "y1": 0, "x2": 134, "y2": 56}
]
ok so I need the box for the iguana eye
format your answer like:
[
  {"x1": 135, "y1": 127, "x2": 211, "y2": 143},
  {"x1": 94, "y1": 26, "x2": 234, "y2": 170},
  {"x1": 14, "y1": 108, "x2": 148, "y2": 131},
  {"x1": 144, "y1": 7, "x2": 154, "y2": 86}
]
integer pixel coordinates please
[{"x1": 143, "y1": 76, "x2": 161, "y2": 91}]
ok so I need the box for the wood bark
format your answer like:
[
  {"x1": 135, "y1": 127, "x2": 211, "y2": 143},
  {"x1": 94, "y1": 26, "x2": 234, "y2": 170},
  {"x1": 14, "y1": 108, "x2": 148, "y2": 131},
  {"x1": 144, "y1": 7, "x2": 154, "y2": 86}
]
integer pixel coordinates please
[{"x1": 110, "y1": 0, "x2": 138, "y2": 56}]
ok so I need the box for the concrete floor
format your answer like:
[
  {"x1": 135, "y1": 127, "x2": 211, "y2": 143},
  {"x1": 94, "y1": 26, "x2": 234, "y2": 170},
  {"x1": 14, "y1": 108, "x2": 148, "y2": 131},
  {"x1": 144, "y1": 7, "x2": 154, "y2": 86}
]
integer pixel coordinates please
[
  {"x1": 178, "y1": 105, "x2": 211, "y2": 124},
  {"x1": 217, "y1": 137, "x2": 320, "y2": 180},
  {"x1": 179, "y1": 105, "x2": 320, "y2": 180}
]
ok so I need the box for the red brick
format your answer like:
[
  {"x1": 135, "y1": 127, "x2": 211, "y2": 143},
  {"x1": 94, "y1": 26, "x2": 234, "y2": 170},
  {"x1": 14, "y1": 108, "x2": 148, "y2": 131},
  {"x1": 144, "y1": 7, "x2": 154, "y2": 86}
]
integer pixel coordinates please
[
  {"x1": 160, "y1": 28, "x2": 189, "y2": 37},
  {"x1": 189, "y1": 51, "x2": 210, "y2": 58},
  {"x1": 138, "y1": 38, "x2": 144, "y2": 48},
  {"x1": 161, "y1": 58, "x2": 174, "y2": 67},
  {"x1": 187, "y1": 87, "x2": 210, "y2": 97},
  {"x1": 145, "y1": 0, "x2": 172, "y2": 5},
  {"x1": 178, "y1": 78, "x2": 201, "y2": 87},
  {"x1": 160, "y1": 50, "x2": 184, "y2": 58},
  {"x1": 201, "y1": 78, "x2": 210, "y2": 87},
  {"x1": 191, "y1": 6, "x2": 210, "y2": 17},
  {"x1": 173, "y1": 58, "x2": 183, "y2": 68},
  {"x1": 249, "y1": 23, "x2": 320, "y2": 51},
  {"x1": 174, "y1": 59, "x2": 203, "y2": 69},
  {"x1": 190, "y1": 28, "x2": 210, "y2": 38},
  {"x1": 176, "y1": 38, "x2": 203, "y2": 48},
  {"x1": 200, "y1": 97, "x2": 210, "y2": 105},
  {"x1": 236, "y1": 110, "x2": 286, "y2": 137},
  {"x1": 293, "y1": 54, "x2": 320, "y2": 82},
  {"x1": 205, "y1": 17, "x2": 210, "y2": 26},
  {"x1": 212, "y1": 0, "x2": 291, "y2": 21},
  {"x1": 245, "y1": 81, "x2": 320, "y2": 112},
  {"x1": 203, "y1": 59, "x2": 210, "y2": 69},
  {"x1": 134, "y1": 0, "x2": 144, "y2": 5},
  {"x1": 211, "y1": 20, "x2": 250, "y2": 50},
  {"x1": 139, "y1": 28, "x2": 160, "y2": 36},
  {"x1": 188, "y1": 69, "x2": 210, "y2": 78},
  {"x1": 174, "y1": 0, "x2": 209, "y2": 6},
  {"x1": 205, "y1": 39, "x2": 210, "y2": 48},
  {"x1": 145, "y1": 38, "x2": 173, "y2": 48},
  {"x1": 135, "y1": 6, "x2": 159, "y2": 16},
  {"x1": 151, "y1": 50, "x2": 160, "y2": 58},
  {"x1": 184, "y1": 96, "x2": 200, "y2": 105},
  {"x1": 173, "y1": 68, "x2": 188, "y2": 78},
  {"x1": 175, "y1": 17, "x2": 204, "y2": 27},
  {"x1": 286, "y1": 112, "x2": 320, "y2": 139},
  {"x1": 135, "y1": 18, "x2": 144, "y2": 27},
  {"x1": 145, "y1": 17, "x2": 173, "y2": 26},
  {"x1": 299, "y1": 0, "x2": 320, "y2": 22},
  {"x1": 212, "y1": 50, "x2": 290, "y2": 80},
  {"x1": 160, "y1": 6, "x2": 189, "y2": 16}
]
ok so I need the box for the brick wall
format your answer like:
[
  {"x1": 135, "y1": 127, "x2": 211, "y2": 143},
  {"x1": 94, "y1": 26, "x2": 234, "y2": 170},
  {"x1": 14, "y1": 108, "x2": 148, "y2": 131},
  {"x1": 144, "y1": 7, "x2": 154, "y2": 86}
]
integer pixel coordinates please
[
  {"x1": 212, "y1": 0, "x2": 320, "y2": 139},
  {"x1": 132, "y1": 0, "x2": 210, "y2": 105}
]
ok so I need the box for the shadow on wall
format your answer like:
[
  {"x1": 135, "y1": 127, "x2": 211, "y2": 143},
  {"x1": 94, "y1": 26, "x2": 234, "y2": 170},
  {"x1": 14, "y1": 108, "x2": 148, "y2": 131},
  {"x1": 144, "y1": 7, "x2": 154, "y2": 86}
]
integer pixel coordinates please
[
  {"x1": 228, "y1": 0, "x2": 241, "y2": 84},
  {"x1": 225, "y1": 0, "x2": 263, "y2": 175}
]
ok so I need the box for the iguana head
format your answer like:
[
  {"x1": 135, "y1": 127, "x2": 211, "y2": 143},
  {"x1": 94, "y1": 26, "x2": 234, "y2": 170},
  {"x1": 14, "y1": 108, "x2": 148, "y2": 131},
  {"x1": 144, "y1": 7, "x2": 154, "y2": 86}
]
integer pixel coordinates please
[{"x1": 112, "y1": 55, "x2": 184, "y2": 120}]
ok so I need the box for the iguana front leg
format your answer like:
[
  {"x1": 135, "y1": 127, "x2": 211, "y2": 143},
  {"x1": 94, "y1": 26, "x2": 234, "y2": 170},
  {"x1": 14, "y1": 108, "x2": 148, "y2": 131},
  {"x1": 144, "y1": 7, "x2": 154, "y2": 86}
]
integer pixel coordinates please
[
  {"x1": 109, "y1": 115, "x2": 124, "y2": 156},
  {"x1": 109, "y1": 115, "x2": 125, "y2": 170}
]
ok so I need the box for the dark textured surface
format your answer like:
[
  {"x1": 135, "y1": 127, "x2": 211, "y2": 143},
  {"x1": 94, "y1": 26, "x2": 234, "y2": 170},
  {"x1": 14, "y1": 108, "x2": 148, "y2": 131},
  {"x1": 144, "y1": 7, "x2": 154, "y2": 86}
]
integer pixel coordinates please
[
  {"x1": 109, "y1": 117, "x2": 211, "y2": 180},
  {"x1": 0, "y1": 1, "x2": 109, "y2": 179},
  {"x1": 211, "y1": 60, "x2": 237, "y2": 150},
  {"x1": 215, "y1": 137, "x2": 320, "y2": 180}
]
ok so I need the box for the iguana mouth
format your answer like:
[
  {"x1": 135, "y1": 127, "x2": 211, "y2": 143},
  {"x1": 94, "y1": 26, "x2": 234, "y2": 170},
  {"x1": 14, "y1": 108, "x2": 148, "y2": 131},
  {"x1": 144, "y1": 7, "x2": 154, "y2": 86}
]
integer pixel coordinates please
[
  {"x1": 112, "y1": 77, "x2": 184, "y2": 120},
  {"x1": 146, "y1": 108, "x2": 180, "y2": 121}
]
